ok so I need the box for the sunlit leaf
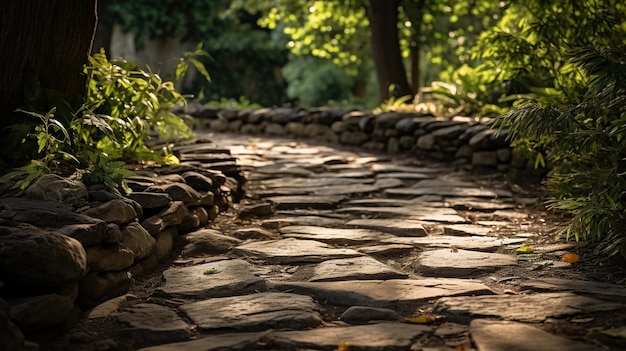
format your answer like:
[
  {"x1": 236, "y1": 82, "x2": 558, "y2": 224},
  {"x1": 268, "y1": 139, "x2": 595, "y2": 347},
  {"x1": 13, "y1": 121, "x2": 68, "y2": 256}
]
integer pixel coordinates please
[
  {"x1": 562, "y1": 253, "x2": 580, "y2": 263},
  {"x1": 405, "y1": 314, "x2": 439, "y2": 324}
]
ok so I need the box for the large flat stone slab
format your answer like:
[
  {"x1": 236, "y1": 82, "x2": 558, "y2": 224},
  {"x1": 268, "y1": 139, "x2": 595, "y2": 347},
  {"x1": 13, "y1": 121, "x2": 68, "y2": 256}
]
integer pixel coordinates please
[
  {"x1": 138, "y1": 331, "x2": 268, "y2": 351},
  {"x1": 156, "y1": 260, "x2": 266, "y2": 298},
  {"x1": 270, "y1": 322, "x2": 431, "y2": 350},
  {"x1": 470, "y1": 319, "x2": 605, "y2": 351},
  {"x1": 443, "y1": 224, "x2": 494, "y2": 236},
  {"x1": 279, "y1": 225, "x2": 395, "y2": 245},
  {"x1": 314, "y1": 183, "x2": 381, "y2": 196},
  {"x1": 180, "y1": 292, "x2": 321, "y2": 331},
  {"x1": 375, "y1": 172, "x2": 433, "y2": 180},
  {"x1": 419, "y1": 249, "x2": 518, "y2": 277},
  {"x1": 385, "y1": 186, "x2": 512, "y2": 198},
  {"x1": 337, "y1": 206, "x2": 467, "y2": 223},
  {"x1": 434, "y1": 292, "x2": 623, "y2": 323},
  {"x1": 265, "y1": 195, "x2": 347, "y2": 210},
  {"x1": 517, "y1": 278, "x2": 626, "y2": 302},
  {"x1": 115, "y1": 303, "x2": 190, "y2": 347},
  {"x1": 269, "y1": 279, "x2": 493, "y2": 309},
  {"x1": 383, "y1": 235, "x2": 525, "y2": 252},
  {"x1": 259, "y1": 177, "x2": 372, "y2": 189},
  {"x1": 346, "y1": 218, "x2": 428, "y2": 236},
  {"x1": 235, "y1": 238, "x2": 364, "y2": 264},
  {"x1": 343, "y1": 198, "x2": 444, "y2": 208},
  {"x1": 261, "y1": 216, "x2": 346, "y2": 229},
  {"x1": 444, "y1": 198, "x2": 516, "y2": 211},
  {"x1": 310, "y1": 257, "x2": 408, "y2": 282}
]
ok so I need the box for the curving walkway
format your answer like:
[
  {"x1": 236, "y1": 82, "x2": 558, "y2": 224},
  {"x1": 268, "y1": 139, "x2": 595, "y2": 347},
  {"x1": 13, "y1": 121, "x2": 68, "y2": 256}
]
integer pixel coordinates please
[{"x1": 53, "y1": 132, "x2": 626, "y2": 351}]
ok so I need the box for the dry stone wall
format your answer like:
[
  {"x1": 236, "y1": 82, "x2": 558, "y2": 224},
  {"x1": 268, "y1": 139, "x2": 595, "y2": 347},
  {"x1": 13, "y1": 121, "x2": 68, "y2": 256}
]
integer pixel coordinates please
[
  {"x1": 187, "y1": 105, "x2": 527, "y2": 170},
  {"x1": 0, "y1": 146, "x2": 244, "y2": 346}
]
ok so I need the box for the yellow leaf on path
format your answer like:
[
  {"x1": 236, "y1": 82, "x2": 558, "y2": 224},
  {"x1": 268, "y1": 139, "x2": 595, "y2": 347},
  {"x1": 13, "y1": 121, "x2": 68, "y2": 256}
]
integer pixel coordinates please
[
  {"x1": 562, "y1": 253, "x2": 580, "y2": 263},
  {"x1": 405, "y1": 314, "x2": 438, "y2": 324},
  {"x1": 337, "y1": 341, "x2": 351, "y2": 351},
  {"x1": 516, "y1": 245, "x2": 534, "y2": 253}
]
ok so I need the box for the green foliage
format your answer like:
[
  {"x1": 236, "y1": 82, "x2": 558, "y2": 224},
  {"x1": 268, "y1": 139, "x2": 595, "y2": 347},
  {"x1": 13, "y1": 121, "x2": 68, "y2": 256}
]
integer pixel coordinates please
[
  {"x1": 489, "y1": 0, "x2": 626, "y2": 257},
  {"x1": 83, "y1": 49, "x2": 192, "y2": 160},
  {"x1": 3, "y1": 50, "x2": 199, "y2": 192},
  {"x1": 104, "y1": 0, "x2": 288, "y2": 107},
  {"x1": 204, "y1": 96, "x2": 263, "y2": 109},
  {"x1": 420, "y1": 64, "x2": 508, "y2": 117},
  {"x1": 282, "y1": 55, "x2": 354, "y2": 107}
]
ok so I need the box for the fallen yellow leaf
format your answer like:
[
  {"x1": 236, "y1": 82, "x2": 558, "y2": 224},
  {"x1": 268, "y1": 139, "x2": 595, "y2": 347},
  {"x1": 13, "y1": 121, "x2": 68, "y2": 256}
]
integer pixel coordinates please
[
  {"x1": 516, "y1": 245, "x2": 534, "y2": 253},
  {"x1": 337, "y1": 341, "x2": 351, "y2": 351},
  {"x1": 562, "y1": 253, "x2": 580, "y2": 263},
  {"x1": 405, "y1": 314, "x2": 438, "y2": 324}
]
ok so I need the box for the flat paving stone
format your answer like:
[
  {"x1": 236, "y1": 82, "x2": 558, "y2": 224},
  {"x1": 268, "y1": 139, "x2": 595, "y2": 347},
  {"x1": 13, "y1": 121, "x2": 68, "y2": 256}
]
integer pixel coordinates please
[
  {"x1": 434, "y1": 292, "x2": 624, "y2": 323},
  {"x1": 180, "y1": 292, "x2": 321, "y2": 331},
  {"x1": 156, "y1": 259, "x2": 266, "y2": 298},
  {"x1": 261, "y1": 216, "x2": 346, "y2": 229},
  {"x1": 137, "y1": 331, "x2": 268, "y2": 351},
  {"x1": 383, "y1": 236, "x2": 525, "y2": 252},
  {"x1": 180, "y1": 229, "x2": 242, "y2": 257},
  {"x1": 235, "y1": 238, "x2": 364, "y2": 264},
  {"x1": 444, "y1": 198, "x2": 516, "y2": 210},
  {"x1": 337, "y1": 206, "x2": 467, "y2": 223},
  {"x1": 115, "y1": 303, "x2": 189, "y2": 347},
  {"x1": 412, "y1": 179, "x2": 478, "y2": 188},
  {"x1": 517, "y1": 278, "x2": 626, "y2": 302},
  {"x1": 346, "y1": 218, "x2": 428, "y2": 236},
  {"x1": 269, "y1": 279, "x2": 493, "y2": 309},
  {"x1": 312, "y1": 170, "x2": 375, "y2": 179},
  {"x1": 269, "y1": 322, "x2": 431, "y2": 350},
  {"x1": 385, "y1": 186, "x2": 512, "y2": 198},
  {"x1": 259, "y1": 177, "x2": 372, "y2": 188},
  {"x1": 376, "y1": 172, "x2": 433, "y2": 180},
  {"x1": 310, "y1": 257, "x2": 408, "y2": 282},
  {"x1": 343, "y1": 198, "x2": 444, "y2": 208},
  {"x1": 370, "y1": 163, "x2": 446, "y2": 173},
  {"x1": 470, "y1": 319, "x2": 605, "y2": 351},
  {"x1": 279, "y1": 225, "x2": 395, "y2": 245},
  {"x1": 419, "y1": 249, "x2": 518, "y2": 277},
  {"x1": 314, "y1": 183, "x2": 381, "y2": 196},
  {"x1": 443, "y1": 224, "x2": 494, "y2": 236},
  {"x1": 356, "y1": 244, "x2": 415, "y2": 256},
  {"x1": 265, "y1": 195, "x2": 347, "y2": 210},
  {"x1": 340, "y1": 306, "x2": 403, "y2": 324}
]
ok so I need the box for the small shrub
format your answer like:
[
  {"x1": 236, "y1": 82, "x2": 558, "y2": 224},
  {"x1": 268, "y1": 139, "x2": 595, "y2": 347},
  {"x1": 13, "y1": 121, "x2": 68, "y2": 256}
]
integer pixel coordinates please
[{"x1": 3, "y1": 49, "x2": 208, "y2": 192}]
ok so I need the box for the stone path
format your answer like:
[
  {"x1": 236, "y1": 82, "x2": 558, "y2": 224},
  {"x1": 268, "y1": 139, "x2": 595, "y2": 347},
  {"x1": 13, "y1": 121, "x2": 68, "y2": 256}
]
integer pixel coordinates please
[{"x1": 53, "y1": 133, "x2": 626, "y2": 351}]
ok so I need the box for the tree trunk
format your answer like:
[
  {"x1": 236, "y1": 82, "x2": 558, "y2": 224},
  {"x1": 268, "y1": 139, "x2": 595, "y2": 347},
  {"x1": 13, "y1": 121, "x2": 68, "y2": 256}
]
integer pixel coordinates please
[
  {"x1": 402, "y1": 0, "x2": 426, "y2": 95},
  {"x1": 367, "y1": 0, "x2": 411, "y2": 101},
  {"x1": 0, "y1": 0, "x2": 98, "y2": 128}
]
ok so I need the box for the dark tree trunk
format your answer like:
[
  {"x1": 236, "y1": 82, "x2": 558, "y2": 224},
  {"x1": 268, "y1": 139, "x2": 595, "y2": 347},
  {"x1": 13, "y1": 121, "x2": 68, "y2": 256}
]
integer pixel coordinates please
[
  {"x1": 367, "y1": 0, "x2": 411, "y2": 101},
  {"x1": 0, "y1": 0, "x2": 98, "y2": 128},
  {"x1": 402, "y1": 0, "x2": 426, "y2": 95}
]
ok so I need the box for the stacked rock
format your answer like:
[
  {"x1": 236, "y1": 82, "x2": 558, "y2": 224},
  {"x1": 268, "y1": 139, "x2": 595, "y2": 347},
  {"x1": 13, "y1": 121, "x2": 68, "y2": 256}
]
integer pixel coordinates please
[
  {"x1": 188, "y1": 105, "x2": 527, "y2": 170},
  {"x1": 0, "y1": 141, "x2": 244, "y2": 347}
]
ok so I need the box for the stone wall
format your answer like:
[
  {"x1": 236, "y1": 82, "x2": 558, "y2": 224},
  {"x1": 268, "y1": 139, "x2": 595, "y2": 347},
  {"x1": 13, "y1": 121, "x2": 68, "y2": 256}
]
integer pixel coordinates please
[
  {"x1": 187, "y1": 106, "x2": 527, "y2": 170},
  {"x1": 0, "y1": 146, "x2": 244, "y2": 347}
]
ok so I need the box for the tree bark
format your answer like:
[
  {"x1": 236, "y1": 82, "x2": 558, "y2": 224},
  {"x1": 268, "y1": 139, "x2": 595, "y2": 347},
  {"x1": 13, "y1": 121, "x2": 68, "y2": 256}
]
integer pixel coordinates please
[
  {"x1": 367, "y1": 0, "x2": 411, "y2": 101},
  {"x1": 0, "y1": 0, "x2": 98, "y2": 128},
  {"x1": 402, "y1": 0, "x2": 426, "y2": 95}
]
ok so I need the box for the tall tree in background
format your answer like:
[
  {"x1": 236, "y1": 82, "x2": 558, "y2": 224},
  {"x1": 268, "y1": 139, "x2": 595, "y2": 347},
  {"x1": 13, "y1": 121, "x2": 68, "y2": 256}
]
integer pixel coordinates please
[
  {"x1": 0, "y1": 1, "x2": 98, "y2": 129},
  {"x1": 368, "y1": 0, "x2": 411, "y2": 98},
  {"x1": 234, "y1": 0, "x2": 502, "y2": 102}
]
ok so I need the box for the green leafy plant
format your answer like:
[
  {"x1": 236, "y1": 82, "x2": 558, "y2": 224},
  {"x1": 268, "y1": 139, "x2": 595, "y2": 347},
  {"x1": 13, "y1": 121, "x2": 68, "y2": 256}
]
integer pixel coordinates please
[
  {"x1": 494, "y1": 47, "x2": 626, "y2": 257},
  {"x1": 3, "y1": 49, "x2": 207, "y2": 193},
  {"x1": 470, "y1": 0, "x2": 626, "y2": 258}
]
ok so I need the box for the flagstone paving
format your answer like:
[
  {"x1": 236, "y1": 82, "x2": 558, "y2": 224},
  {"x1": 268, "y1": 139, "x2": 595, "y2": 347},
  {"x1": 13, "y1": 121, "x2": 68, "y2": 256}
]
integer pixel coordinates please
[{"x1": 51, "y1": 133, "x2": 626, "y2": 351}]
